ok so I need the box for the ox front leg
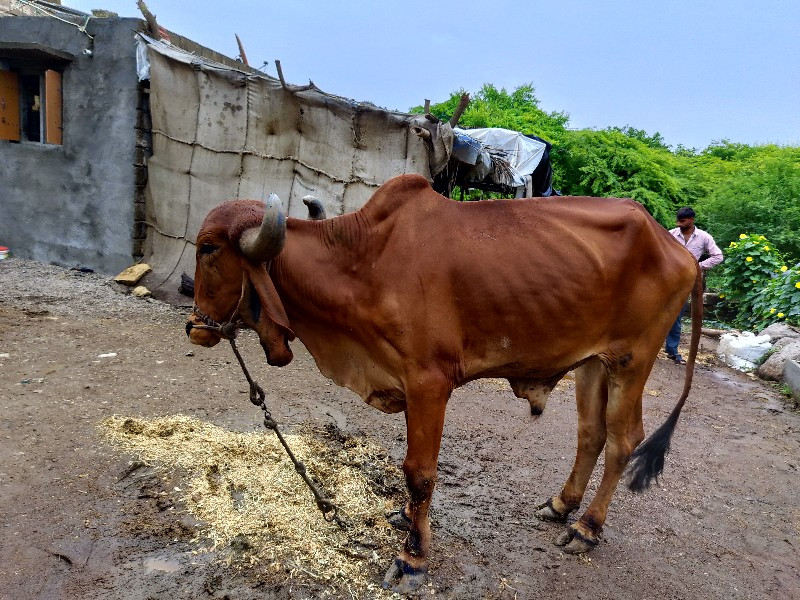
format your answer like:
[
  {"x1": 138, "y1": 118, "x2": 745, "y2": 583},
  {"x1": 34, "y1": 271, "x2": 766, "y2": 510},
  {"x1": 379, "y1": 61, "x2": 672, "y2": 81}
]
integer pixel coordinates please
[
  {"x1": 555, "y1": 367, "x2": 646, "y2": 554},
  {"x1": 382, "y1": 374, "x2": 450, "y2": 595}
]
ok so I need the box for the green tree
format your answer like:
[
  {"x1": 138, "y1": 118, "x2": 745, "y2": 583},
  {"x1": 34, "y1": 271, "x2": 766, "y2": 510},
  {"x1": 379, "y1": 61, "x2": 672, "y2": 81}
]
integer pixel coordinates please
[
  {"x1": 608, "y1": 125, "x2": 671, "y2": 151},
  {"x1": 554, "y1": 128, "x2": 680, "y2": 226},
  {"x1": 694, "y1": 147, "x2": 800, "y2": 263},
  {"x1": 410, "y1": 83, "x2": 569, "y2": 143}
]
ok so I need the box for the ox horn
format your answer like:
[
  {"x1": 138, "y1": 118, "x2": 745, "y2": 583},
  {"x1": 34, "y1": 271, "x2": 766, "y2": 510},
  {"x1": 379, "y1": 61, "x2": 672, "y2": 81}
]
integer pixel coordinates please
[
  {"x1": 410, "y1": 125, "x2": 432, "y2": 141},
  {"x1": 239, "y1": 193, "x2": 286, "y2": 262},
  {"x1": 302, "y1": 195, "x2": 327, "y2": 220}
]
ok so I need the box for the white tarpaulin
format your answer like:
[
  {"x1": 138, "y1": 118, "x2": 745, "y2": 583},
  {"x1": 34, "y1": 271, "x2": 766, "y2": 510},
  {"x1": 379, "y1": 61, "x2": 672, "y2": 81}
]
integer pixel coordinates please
[
  {"x1": 136, "y1": 34, "x2": 431, "y2": 298},
  {"x1": 454, "y1": 127, "x2": 547, "y2": 187}
]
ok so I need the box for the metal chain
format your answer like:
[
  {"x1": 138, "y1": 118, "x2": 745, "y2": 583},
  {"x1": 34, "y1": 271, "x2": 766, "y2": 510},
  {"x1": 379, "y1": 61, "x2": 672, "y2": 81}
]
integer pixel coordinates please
[{"x1": 227, "y1": 338, "x2": 347, "y2": 529}]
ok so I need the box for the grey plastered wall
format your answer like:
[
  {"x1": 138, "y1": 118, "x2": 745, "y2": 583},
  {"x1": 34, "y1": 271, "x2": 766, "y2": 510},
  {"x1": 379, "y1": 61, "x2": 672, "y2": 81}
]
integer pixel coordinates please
[{"x1": 0, "y1": 16, "x2": 141, "y2": 273}]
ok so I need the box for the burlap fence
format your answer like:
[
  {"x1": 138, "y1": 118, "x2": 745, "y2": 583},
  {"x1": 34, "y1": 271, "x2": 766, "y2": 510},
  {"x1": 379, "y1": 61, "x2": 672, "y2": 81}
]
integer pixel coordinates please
[{"x1": 139, "y1": 36, "x2": 431, "y2": 296}]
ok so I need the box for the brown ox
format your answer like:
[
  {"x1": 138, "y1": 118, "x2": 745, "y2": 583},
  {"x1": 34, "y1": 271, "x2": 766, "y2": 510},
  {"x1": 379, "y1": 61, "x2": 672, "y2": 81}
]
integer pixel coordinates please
[{"x1": 187, "y1": 174, "x2": 702, "y2": 593}]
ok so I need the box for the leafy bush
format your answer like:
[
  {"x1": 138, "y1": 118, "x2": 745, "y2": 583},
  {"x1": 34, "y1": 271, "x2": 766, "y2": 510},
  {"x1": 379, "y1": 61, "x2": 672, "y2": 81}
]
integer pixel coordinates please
[
  {"x1": 717, "y1": 233, "x2": 800, "y2": 329},
  {"x1": 750, "y1": 264, "x2": 800, "y2": 329}
]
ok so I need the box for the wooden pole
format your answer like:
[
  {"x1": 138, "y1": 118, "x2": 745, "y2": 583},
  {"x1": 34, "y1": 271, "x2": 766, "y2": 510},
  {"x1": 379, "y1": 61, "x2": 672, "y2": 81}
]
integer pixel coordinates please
[
  {"x1": 274, "y1": 60, "x2": 317, "y2": 92},
  {"x1": 235, "y1": 34, "x2": 249, "y2": 66},
  {"x1": 136, "y1": 0, "x2": 160, "y2": 39},
  {"x1": 449, "y1": 93, "x2": 470, "y2": 127}
]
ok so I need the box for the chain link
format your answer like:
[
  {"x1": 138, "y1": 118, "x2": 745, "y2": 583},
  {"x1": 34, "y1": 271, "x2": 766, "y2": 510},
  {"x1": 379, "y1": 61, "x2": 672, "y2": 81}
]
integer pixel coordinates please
[
  {"x1": 189, "y1": 298, "x2": 346, "y2": 528},
  {"x1": 227, "y1": 338, "x2": 347, "y2": 529}
]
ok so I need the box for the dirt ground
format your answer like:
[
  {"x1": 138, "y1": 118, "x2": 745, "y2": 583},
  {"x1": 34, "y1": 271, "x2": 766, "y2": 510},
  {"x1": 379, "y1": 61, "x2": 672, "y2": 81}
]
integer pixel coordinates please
[{"x1": 1, "y1": 258, "x2": 799, "y2": 600}]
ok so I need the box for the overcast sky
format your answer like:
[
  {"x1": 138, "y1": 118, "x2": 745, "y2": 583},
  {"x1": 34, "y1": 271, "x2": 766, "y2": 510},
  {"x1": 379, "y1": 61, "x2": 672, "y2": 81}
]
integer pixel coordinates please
[{"x1": 66, "y1": 0, "x2": 800, "y2": 150}]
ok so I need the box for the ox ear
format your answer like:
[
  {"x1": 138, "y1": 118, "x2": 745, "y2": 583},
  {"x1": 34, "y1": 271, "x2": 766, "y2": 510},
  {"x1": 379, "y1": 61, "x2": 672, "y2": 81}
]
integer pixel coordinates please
[
  {"x1": 240, "y1": 261, "x2": 294, "y2": 337},
  {"x1": 239, "y1": 261, "x2": 295, "y2": 366}
]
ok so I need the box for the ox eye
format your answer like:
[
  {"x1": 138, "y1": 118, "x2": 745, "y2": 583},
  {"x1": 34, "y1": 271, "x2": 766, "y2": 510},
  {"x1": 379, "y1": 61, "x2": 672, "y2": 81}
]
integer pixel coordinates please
[{"x1": 199, "y1": 243, "x2": 217, "y2": 255}]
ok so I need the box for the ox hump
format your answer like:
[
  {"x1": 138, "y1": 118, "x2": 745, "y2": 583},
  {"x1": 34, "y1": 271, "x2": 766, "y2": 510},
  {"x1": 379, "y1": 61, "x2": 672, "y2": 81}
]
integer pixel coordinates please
[{"x1": 362, "y1": 174, "x2": 436, "y2": 216}]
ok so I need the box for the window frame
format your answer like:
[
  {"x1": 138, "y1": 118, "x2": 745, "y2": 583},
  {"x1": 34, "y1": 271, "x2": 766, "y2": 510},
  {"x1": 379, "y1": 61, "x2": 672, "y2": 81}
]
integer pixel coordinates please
[{"x1": 0, "y1": 43, "x2": 73, "y2": 146}]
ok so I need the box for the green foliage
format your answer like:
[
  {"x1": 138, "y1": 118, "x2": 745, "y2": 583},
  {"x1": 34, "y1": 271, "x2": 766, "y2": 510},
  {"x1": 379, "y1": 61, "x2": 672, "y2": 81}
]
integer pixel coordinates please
[
  {"x1": 554, "y1": 128, "x2": 679, "y2": 226},
  {"x1": 607, "y1": 126, "x2": 671, "y2": 151},
  {"x1": 410, "y1": 83, "x2": 569, "y2": 143},
  {"x1": 750, "y1": 264, "x2": 800, "y2": 328},
  {"x1": 693, "y1": 146, "x2": 800, "y2": 264},
  {"x1": 701, "y1": 140, "x2": 759, "y2": 162},
  {"x1": 717, "y1": 234, "x2": 800, "y2": 329},
  {"x1": 719, "y1": 234, "x2": 784, "y2": 304}
]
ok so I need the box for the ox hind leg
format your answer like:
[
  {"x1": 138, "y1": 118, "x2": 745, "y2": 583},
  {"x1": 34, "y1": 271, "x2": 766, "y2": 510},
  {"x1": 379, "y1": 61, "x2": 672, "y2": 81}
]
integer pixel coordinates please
[
  {"x1": 535, "y1": 357, "x2": 608, "y2": 523},
  {"x1": 382, "y1": 372, "x2": 450, "y2": 594},
  {"x1": 554, "y1": 359, "x2": 648, "y2": 553}
]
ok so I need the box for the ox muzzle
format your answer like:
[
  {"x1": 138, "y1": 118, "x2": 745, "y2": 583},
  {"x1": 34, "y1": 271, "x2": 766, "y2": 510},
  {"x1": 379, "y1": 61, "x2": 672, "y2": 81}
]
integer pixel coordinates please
[{"x1": 185, "y1": 308, "x2": 240, "y2": 347}]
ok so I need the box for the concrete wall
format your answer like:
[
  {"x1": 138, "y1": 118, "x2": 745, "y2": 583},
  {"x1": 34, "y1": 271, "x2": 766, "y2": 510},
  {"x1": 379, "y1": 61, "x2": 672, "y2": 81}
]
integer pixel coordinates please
[
  {"x1": 0, "y1": 16, "x2": 142, "y2": 274},
  {"x1": 785, "y1": 359, "x2": 800, "y2": 402},
  {"x1": 0, "y1": 0, "x2": 53, "y2": 17}
]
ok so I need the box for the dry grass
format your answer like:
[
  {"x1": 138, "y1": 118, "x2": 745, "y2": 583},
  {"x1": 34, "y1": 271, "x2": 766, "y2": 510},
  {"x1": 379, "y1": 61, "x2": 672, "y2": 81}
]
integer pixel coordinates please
[{"x1": 99, "y1": 415, "x2": 407, "y2": 598}]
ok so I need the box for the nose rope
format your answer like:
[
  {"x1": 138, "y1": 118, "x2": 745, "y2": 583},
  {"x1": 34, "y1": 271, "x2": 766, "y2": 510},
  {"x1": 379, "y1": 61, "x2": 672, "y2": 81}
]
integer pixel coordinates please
[
  {"x1": 186, "y1": 273, "x2": 249, "y2": 339},
  {"x1": 188, "y1": 305, "x2": 243, "y2": 339}
]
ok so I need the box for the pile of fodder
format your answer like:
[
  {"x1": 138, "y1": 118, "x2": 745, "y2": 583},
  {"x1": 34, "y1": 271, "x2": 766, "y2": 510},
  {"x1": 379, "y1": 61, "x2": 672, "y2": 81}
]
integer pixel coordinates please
[{"x1": 100, "y1": 415, "x2": 407, "y2": 597}]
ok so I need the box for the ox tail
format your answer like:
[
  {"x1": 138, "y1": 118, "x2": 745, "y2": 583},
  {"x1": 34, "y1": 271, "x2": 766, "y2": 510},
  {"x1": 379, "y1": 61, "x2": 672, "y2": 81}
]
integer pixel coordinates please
[{"x1": 627, "y1": 261, "x2": 703, "y2": 493}]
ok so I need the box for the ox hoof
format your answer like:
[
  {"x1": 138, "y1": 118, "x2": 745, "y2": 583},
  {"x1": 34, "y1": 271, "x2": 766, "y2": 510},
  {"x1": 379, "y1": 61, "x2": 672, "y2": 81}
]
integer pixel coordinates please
[
  {"x1": 382, "y1": 557, "x2": 427, "y2": 595},
  {"x1": 534, "y1": 498, "x2": 571, "y2": 523},
  {"x1": 554, "y1": 526, "x2": 599, "y2": 554},
  {"x1": 386, "y1": 507, "x2": 413, "y2": 532}
]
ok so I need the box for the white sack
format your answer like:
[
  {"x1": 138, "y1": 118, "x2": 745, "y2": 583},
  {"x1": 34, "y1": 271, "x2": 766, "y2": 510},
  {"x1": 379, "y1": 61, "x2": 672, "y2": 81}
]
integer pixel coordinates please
[{"x1": 717, "y1": 331, "x2": 773, "y2": 371}]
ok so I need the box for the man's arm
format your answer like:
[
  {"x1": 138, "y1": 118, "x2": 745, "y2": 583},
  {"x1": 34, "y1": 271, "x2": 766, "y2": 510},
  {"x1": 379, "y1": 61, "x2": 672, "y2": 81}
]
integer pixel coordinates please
[{"x1": 700, "y1": 232, "x2": 724, "y2": 270}]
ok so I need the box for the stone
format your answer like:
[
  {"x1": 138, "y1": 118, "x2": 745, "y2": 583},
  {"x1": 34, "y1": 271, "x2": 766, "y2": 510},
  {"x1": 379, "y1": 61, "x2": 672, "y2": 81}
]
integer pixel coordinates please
[
  {"x1": 785, "y1": 360, "x2": 800, "y2": 401},
  {"x1": 756, "y1": 340, "x2": 800, "y2": 381},
  {"x1": 717, "y1": 332, "x2": 772, "y2": 371},
  {"x1": 703, "y1": 293, "x2": 721, "y2": 306},
  {"x1": 131, "y1": 286, "x2": 151, "y2": 298},
  {"x1": 773, "y1": 337, "x2": 797, "y2": 351},
  {"x1": 758, "y1": 322, "x2": 800, "y2": 343},
  {"x1": 114, "y1": 263, "x2": 151, "y2": 285}
]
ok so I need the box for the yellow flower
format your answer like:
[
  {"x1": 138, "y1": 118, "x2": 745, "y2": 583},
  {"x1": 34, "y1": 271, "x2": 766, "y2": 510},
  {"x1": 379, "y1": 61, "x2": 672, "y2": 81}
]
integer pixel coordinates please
[
  {"x1": 763, "y1": 246, "x2": 770, "y2": 251},
  {"x1": 770, "y1": 308, "x2": 776, "y2": 314},
  {"x1": 796, "y1": 282, "x2": 800, "y2": 289},
  {"x1": 745, "y1": 256, "x2": 753, "y2": 262},
  {"x1": 739, "y1": 234, "x2": 747, "y2": 239},
  {"x1": 759, "y1": 236, "x2": 766, "y2": 240},
  {"x1": 719, "y1": 294, "x2": 726, "y2": 299},
  {"x1": 729, "y1": 242, "x2": 738, "y2": 248},
  {"x1": 778, "y1": 312, "x2": 785, "y2": 318},
  {"x1": 781, "y1": 266, "x2": 788, "y2": 272}
]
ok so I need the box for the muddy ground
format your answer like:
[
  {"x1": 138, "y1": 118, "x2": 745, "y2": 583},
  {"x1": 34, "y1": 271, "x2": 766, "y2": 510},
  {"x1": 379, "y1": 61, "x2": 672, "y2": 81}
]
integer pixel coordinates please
[{"x1": 0, "y1": 258, "x2": 798, "y2": 600}]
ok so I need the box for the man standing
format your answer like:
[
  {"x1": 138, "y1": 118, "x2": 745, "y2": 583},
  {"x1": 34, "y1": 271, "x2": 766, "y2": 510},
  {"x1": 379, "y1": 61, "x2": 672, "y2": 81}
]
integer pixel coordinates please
[{"x1": 665, "y1": 206, "x2": 723, "y2": 364}]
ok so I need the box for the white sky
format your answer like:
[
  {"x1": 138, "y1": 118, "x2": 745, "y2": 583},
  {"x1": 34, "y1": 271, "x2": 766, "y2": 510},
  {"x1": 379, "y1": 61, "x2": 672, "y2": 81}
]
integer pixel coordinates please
[{"x1": 66, "y1": 0, "x2": 800, "y2": 150}]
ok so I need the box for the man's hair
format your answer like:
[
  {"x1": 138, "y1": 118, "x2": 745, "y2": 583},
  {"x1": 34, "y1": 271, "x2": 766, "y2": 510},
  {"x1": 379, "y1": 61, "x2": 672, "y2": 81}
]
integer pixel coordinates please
[{"x1": 676, "y1": 206, "x2": 695, "y2": 220}]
